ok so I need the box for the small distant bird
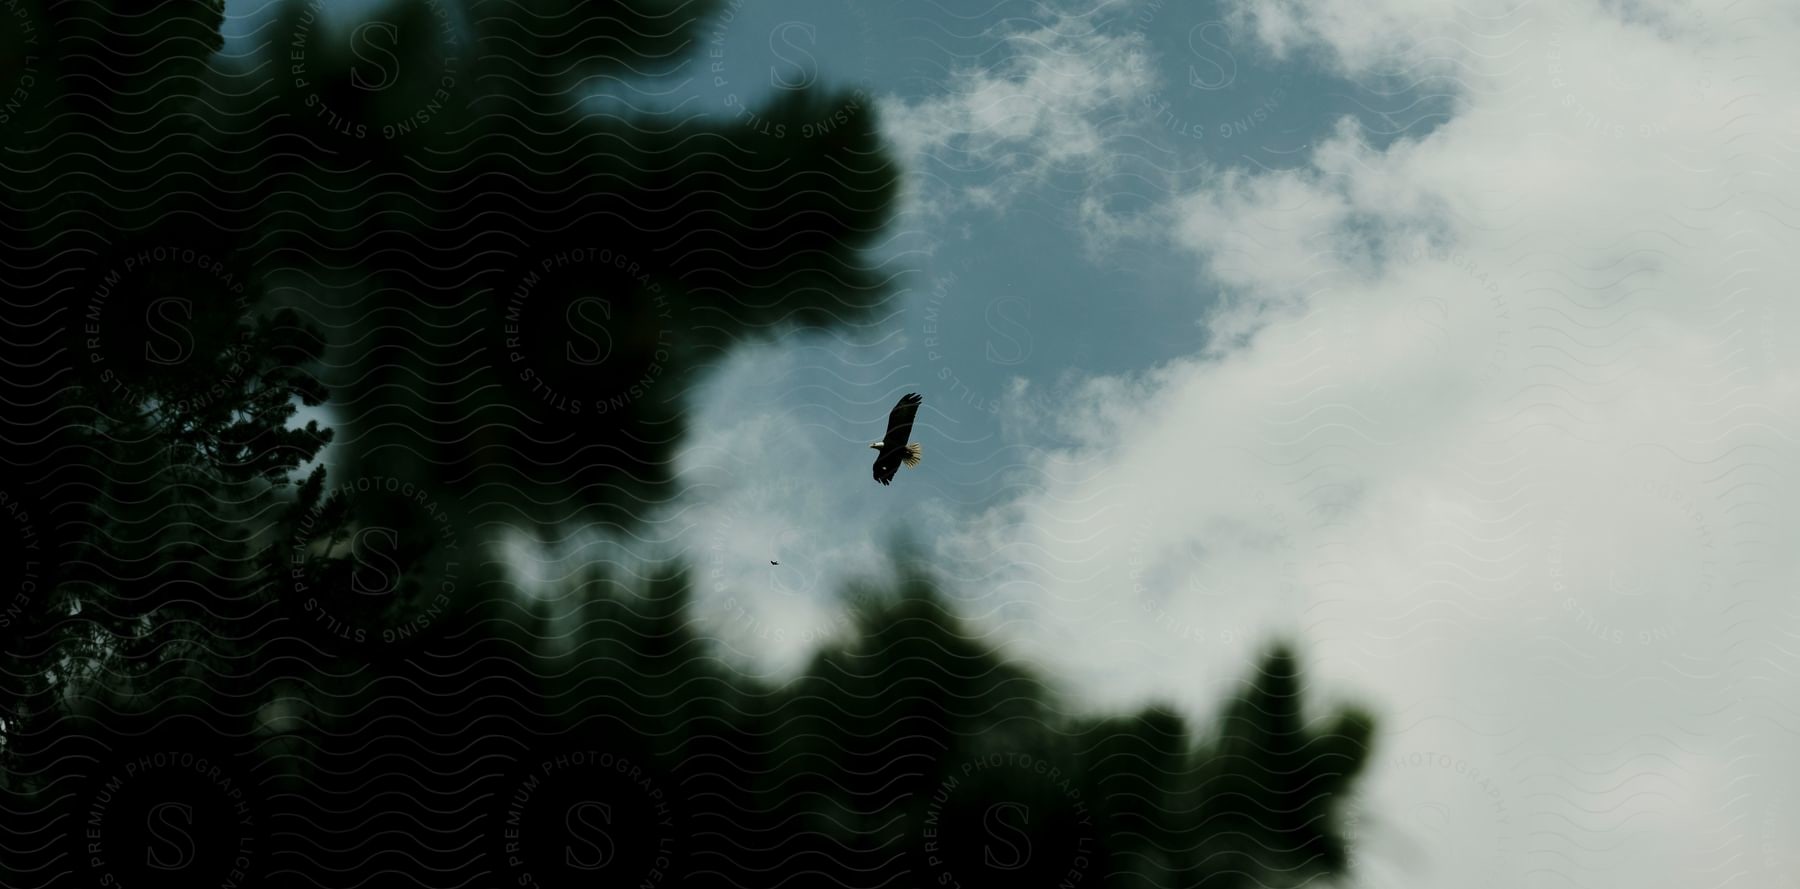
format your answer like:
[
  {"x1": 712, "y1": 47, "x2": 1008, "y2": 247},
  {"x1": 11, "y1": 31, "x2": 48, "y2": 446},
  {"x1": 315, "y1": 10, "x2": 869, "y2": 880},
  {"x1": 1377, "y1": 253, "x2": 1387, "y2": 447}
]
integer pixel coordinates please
[
  {"x1": 870, "y1": 392, "x2": 924, "y2": 486},
  {"x1": 770, "y1": 560, "x2": 779, "y2": 565}
]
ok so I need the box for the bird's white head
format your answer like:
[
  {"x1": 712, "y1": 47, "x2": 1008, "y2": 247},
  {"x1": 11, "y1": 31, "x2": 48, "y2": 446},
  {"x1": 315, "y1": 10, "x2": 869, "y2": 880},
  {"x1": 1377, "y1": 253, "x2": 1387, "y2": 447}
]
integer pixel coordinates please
[{"x1": 869, "y1": 441, "x2": 884, "y2": 450}]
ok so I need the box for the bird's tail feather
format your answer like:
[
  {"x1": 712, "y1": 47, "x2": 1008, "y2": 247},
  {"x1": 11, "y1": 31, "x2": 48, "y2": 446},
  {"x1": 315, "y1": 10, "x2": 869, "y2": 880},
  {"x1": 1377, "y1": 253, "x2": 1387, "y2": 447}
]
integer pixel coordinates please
[{"x1": 903, "y1": 442, "x2": 923, "y2": 468}]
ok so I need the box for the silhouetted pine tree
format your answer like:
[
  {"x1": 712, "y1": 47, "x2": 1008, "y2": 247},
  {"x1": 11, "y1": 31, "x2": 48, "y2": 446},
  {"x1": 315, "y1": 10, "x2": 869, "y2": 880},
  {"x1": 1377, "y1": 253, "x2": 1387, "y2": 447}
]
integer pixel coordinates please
[{"x1": 0, "y1": 2, "x2": 1376, "y2": 888}]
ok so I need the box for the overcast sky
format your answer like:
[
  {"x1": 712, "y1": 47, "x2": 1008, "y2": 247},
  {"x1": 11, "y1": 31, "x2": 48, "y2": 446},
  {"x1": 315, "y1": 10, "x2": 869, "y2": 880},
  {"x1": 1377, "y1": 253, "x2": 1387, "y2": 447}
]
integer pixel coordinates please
[{"x1": 232, "y1": 0, "x2": 1800, "y2": 885}]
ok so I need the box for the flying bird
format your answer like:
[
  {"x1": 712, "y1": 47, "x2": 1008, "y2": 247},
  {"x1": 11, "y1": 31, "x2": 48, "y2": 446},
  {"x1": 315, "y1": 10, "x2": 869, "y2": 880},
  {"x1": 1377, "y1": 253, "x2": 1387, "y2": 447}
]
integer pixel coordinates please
[{"x1": 870, "y1": 392, "x2": 924, "y2": 486}]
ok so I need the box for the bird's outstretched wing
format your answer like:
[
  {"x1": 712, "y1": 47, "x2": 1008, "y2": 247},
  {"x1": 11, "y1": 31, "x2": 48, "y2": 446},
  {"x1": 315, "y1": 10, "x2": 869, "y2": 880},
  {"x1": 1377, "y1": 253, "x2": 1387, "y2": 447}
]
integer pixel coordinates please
[{"x1": 884, "y1": 392, "x2": 921, "y2": 445}]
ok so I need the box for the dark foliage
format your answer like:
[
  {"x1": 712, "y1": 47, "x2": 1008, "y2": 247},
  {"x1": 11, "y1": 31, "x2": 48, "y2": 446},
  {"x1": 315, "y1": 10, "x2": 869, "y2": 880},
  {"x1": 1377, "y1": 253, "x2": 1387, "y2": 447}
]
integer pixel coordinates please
[{"x1": 0, "y1": 2, "x2": 1375, "y2": 886}]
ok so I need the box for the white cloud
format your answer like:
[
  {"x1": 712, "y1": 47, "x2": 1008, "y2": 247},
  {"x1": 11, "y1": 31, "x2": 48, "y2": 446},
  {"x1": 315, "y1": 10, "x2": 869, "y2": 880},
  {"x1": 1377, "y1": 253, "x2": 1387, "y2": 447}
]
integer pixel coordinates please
[
  {"x1": 877, "y1": 8, "x2": 1155, "y2": 221},
  {"x1": 927, "y1": 2, "x2": 1800, "y2": 887},
  {"x1": 646, "y1": 338, "x2": 922, "y2": 677}
]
